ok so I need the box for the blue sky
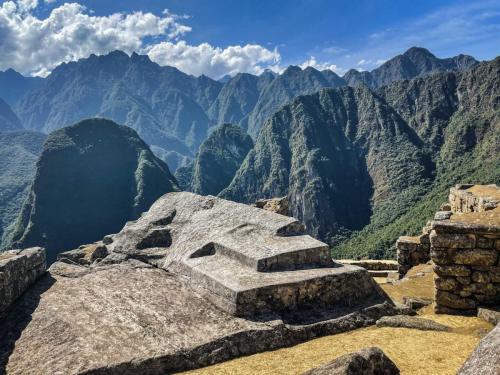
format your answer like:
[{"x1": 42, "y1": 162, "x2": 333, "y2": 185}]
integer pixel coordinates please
[{"x1": 1, "y1": 0, "x2": 499, "y2": 78}]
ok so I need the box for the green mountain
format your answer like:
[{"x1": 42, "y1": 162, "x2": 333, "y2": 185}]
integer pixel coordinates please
[
  {"x1": 0, "y1": 131, "x2": 46, "y2": 245},
  {"x1": 343, "y1": 47, "x2": 478, "y2": 89},
  {"x1": 0, "y1": 98, "x2": 22, "y2": 132},
  {"x1": 6, "y1": 118, "x2": 179, "y2": 262},
  {"x1": 222, "y1": 57, "x2": 499, "y2": 258},
  {"x1": 15, "y1": 51, "x2": 223, "y2": 171},
  {"x1": 176, "y1": 123, "x2": 253, "y2": 195},
  {"x1": 245, "y1": 66, "x2": 346, "y2": 137},
  {"x1": 5, "y1": 47, "x2": 475, "y2": 171}
]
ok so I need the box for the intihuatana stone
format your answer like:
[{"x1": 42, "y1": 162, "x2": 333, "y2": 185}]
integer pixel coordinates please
[{"x1": 104, "y1": 192, "x2": 383, "y2": 318}]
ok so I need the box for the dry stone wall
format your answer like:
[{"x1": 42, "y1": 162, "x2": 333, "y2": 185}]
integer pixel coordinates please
[
  {"x1": 450, "y1": 184, "x2": 499, "y2": 213},
  {"x1": 430, "y1": 184, "x2": 500, "y2": 314},
  {"x1": 430, "y1": 220, "x2": 500, "y2": 314},
  {"x1": 396, "y1": 223, "x2": 431, "y2": 278},
  {"x1": 0, "y1": 247, "x2": 46, "y2": 315}
]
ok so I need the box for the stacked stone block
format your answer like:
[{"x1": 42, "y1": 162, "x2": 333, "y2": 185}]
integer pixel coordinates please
[
  {"x1": 430, "y1": 221, "x2": 499, "y2": 314},
  {"x1": 449, "y1": 184, "x2": 499, "y2": 213},
  {"x1": 0, "y1": 247, "x2": 46, "y2": 314},
  {"x1": 396, "y1": 224, "x2": 431, "y2": 277}
]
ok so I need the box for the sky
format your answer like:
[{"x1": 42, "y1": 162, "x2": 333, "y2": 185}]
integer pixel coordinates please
[{"x1": 0, "y1": 0, "x2": 499, "y2": 78}]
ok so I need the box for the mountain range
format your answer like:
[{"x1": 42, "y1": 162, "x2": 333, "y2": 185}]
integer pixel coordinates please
[
  {"x1": 2, "y1": 47, "x2": 478, "y2": 170},
  {"x1": 222, "y1": 57, "x2": 500, "y2": 258},
  {"x1": 0, "y1": 46, "x2": 496, "y2": 259}
]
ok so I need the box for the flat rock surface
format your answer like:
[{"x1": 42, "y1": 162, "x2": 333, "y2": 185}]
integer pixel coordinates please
[
  {"x1": 0, "y1": 262, "x2": 399, "y2": 375},
  {"x1": 376, "y1": 315, "x2": 452, "y2": 332}
]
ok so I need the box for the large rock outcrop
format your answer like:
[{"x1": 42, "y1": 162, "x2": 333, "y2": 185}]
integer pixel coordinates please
[
  {"x1": 8, "y1": 119, "x2": 178, "y2": 262},
  {"x1": 175, "y1": 123, "x2": 254, "y2": 195},
  {"x1": 0, "y1": 192, "x2": 402, "y2": 374},
  {"x1": 458, "y1": 323, "x2": 500, "y2": 375}
]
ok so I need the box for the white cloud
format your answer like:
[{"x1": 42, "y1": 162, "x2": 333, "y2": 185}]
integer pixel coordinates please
[
  {"x1": 0, "y1": 0, "x2": 281, "y2": 79},
  {"x1": 0, "y1": 1, "x2": 192, "y2": 76},
  {"x1": 299, "y1": 56, "x2": 346, "y2": 75},
  {"x1": 146, "y1": 41, "x2": 280, "y2": 79}
]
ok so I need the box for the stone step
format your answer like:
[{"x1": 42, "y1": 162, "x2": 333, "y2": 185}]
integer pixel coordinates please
[
  {"x1": 199, "y1": 235, "x2": 332, "y2": 272},
  {"x1": 368, "y1": 270, "x2": 397, "y2": 277},
  {"x1": 177, "y1": 254, "x2": 378, "y2": 317},
  {"x1": 339, "y1": 259, "x2": 398, "y2": 271}
]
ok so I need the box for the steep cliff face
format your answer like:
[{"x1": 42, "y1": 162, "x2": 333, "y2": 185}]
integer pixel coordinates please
[
  {"x1": 0, "y1": 69, "x2": 43, "y2": 107},
  {"x1": 0, "y1": 131, "x2": 46, "y2": 246},
  {"x1": 337, "y1": 58, "x2": 499, "y2": 258},
  {"x1": 222, "y1": 86, "x2": 432, "y2": 244},
  {"x1": 176, "y1": 123, "x2": 253, "y2": 195},
  {"x1": 222, "y1": 58, "x2": 499, "y2": 257},
  {"x1": 207, "y1": 73, "x2": 271, "y2": 126},
  {"x1": 245, "y1": 66, "x2": 346, "y2": 138},
  {"x1": 15, "y1": 51, "x2": 222, "y2": 164},
  {"x1": 8, "y1": 118, "x2": 178, "y2": 261},
  {"x1": 0, "y1": 98, "x2": 22, "y2": 132}
]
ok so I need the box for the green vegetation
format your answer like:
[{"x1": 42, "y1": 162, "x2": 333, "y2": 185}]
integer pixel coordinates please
[
  {"x1": 223, "y1": 58, "x2": 500, "y2": 259},
  {"x1": 0, "y1": 131, "x2": 46, "y2": 246},
  {"x1": 7, "y1": 119, "x2": 178, "y2": 262},
  {"x1": 177, "y1": 123, "x2": 253, "y2": 195}
]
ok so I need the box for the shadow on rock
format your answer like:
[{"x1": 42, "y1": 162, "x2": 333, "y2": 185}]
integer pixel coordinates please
[{"x1": 0, "y1": 274, "x2": 56, "y2": 375}]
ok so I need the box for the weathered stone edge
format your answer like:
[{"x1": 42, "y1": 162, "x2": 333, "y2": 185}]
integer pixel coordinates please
[
  {"x1": 431, "y1": 220, "x2": 500, "y2": 235},
  {"x1": 80, "y1": 302, "x2": 404, "y2": 375}
]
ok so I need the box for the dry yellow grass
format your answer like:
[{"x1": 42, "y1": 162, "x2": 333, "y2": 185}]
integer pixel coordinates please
[{"x1": 184, "y1": 264, "x2": 493, "y2": 375}]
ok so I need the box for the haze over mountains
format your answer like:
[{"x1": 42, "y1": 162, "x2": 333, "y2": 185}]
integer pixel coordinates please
[
  {"x1": 0, "y1": 46, "x2": 497, "y2": 259},
  {"x1": 2, "y1": 47, "x2": 478, "y2": 169}
]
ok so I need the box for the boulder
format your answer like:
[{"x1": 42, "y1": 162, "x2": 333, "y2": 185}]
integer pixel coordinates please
[
  {"x1": 477, "y1": 307, "x2": 500, "y2": 325},
  {"x1": 302, "y1": 347, "x2": 399, "y2": 375},
  {"x1": 254, "y1": 196, "x2": 290, "y2": 216}
]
